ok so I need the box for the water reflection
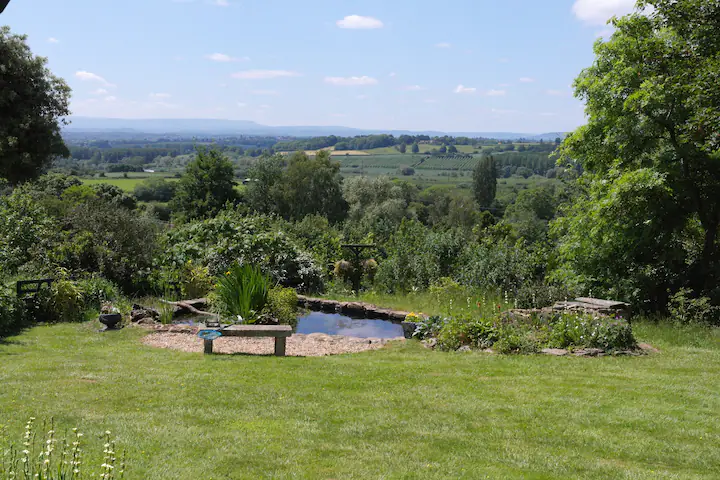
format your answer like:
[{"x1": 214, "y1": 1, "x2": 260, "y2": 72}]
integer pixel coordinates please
[{"x1": 296, "y1": 311, "x2": 404, "y2": 339}]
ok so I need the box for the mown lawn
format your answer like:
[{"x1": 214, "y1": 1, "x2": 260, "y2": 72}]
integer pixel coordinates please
[{"x1": 1, "y1": 322, "x2": 719, "y2": 479}]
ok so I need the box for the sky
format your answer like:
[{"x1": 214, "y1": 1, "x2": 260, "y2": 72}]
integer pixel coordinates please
[{"x1": 2, "y1": 0, "x2": 638, "y2": 133}]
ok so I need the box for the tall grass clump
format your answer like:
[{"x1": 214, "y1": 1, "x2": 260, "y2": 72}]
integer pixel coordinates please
[
  {"x1": 0, "y1": 417, "x2": 126, "y2": 479},
  {"x1": 211, "y1": 263, "x2": 271, "y2": 322}
]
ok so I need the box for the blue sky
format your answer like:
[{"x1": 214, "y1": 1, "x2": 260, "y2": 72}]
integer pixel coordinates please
[{"x1": 3, "y1": 0, "x2": 636, "y2": 133}]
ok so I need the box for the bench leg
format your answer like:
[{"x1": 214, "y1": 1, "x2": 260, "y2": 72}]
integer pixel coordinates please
[
  {"x1": 274, "y1": 337, "x2": 286, "y2": 357},
  {"x1": 204, "y1": 339, "x2": 214, "y2": 354}
]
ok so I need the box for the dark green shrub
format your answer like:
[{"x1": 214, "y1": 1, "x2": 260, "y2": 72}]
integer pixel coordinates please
[{"x1": 157, "y1": 212, "x2": 323, "y2": 292}]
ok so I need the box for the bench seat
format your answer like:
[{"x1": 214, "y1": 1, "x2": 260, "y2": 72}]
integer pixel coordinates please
[{"x1": 202, "y1": 325, "x2": 293, "y2": 356}]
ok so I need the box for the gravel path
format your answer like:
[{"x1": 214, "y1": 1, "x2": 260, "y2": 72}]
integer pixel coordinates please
[{"x1": 141, "y1": 332, "x2": 405, "y2": 357}]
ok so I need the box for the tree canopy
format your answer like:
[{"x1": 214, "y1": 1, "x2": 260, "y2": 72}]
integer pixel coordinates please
[
  {"x1": 171, "y1": 147, "x2": 238, "y2": 221},
  {"x1": 555, "y1": 0, "x2": 720, "y2": 305},
  {"x1": 472, "y1": 156, "x2": 498, "y2": 209},
  {"x1": 0, "y1": 26, "x2": 71, "y2": 185}
]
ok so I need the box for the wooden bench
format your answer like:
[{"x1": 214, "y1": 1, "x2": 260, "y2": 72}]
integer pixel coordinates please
[{"x1": 202, "y1": 325, "x2": 293, "y2": 356}]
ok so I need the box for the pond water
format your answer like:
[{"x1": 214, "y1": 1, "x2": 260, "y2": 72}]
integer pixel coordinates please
[
  {"x1": 296, "y1": 311, "x2": 404, "y2": 339},
  {"x1": 174, "y1": 311, "x2": 405, "y2": 339}
]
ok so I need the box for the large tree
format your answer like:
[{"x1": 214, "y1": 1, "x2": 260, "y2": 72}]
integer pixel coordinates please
[
  {"x1": 171, "y1": 147, "x2": 238, "y2": 221},
  {"x1": 555, "y1": 0, "x2": 720, "y2": 305},
  {"x1": 0, "y1": 26, "x2": 71, "y2": 185},
  {"x1": 472, "y1": 156, "x2": 497, "y2": 209}
]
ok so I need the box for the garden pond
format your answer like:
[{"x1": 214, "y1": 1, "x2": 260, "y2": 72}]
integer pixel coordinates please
[{"x1": 174, "y1": 311, "x2": 404, "y2": 339}]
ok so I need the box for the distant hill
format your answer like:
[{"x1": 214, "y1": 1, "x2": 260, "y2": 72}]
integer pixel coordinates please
[{"x1": 63, "y1": 117, "x2": 566, "y2": 141}]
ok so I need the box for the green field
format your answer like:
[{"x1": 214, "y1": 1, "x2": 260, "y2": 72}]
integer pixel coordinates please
[{"x1": 0, "y1": 320, "x2": 718, "y2": 479}]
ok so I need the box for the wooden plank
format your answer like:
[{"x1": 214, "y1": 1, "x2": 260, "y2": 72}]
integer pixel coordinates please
[
  {"x1": 274, "y1": 337, "x2": 286, "y2": 356},
  {"x1": 204, "y1": 339, "x2": 214, "y2": 354},
  {"x1": 575, "y1": 297, "x2": 629, "y2": 308},
  {"x1": 221, "y1": 325, "x2": 293, "y2": 338}
]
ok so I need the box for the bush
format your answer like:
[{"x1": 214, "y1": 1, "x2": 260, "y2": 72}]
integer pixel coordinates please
[
  {"x1": 263, "y1": 287, "x2": 298, "y2": 325},
  {"x1": 157, "y1": 212, "x2": 324, "y2": 292},
  {"x1": 436, "y1": 315, "x2": 498, "y2": 351},
  {"x1": 0, "y1": 287, "x2": 27, "y2": 338},
  {"x1": 425, "y1": 310, "x2": 637, "y2": 354},
  {"x1": 546, "y1": 312, "x2": 636, "y2": 351},
  {"x1": 76, "y1": 276, "x2": 121, "y2": 312},
  {"x1": 211, "y1": 264, "x2": 271, "y2": 322},
  {"x1": 668, "y1": 288, "x2": 720, "y2": 326}
]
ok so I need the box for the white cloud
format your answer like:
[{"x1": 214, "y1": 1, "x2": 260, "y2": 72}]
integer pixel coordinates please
[
  {"x1": 206, "y1": 53, "x2": 248, "y2": 62},
  {"x1": 492, "y1": 108, "x2": 518, "y2": 115},
  {"x1": 572, "y1": 0, "x2": 635, "y2": 25},
  {"x1": 454, "y1": 85, "x2": 476, "y2": 94},
  {"x1": 336, "y1": 15, "x2": 384, "y2": 29},
  {"x1": 150, "y1": 93, "x2": 171, "y2": 99},
  {"x1": 435, "y1": 42, "x2": 451, "y2": 48},
  {"x1": 237, "y1": 102, "x2": 247, "y2": 107},
  {"x1": 75, "y1": 71, "x2": 115, "y2": 87},
  {"x1": 325, "y1": 76, "x2": 378, "y2": 86},
  {"x1": 252, "y1": 90, "x2": 279, "y2": 96},
  {"x1": 91, "y1": 88, "x2": 108, "y2": 96},
  {"x1": 357, "y1": 94, "x2": 370, "y2": 100},
  {"x1": 486, "y1": 89, "x2": 507, "y2": 96},
  {"x1": 104, "y1": 96, "x2": 117, "y2": 102},
  {"x1": 389, "y1": 72, "x2": 397, "y2": 77},
  {"x1": 402, "y1": 85, "x2": 425, "y2": 91},
  {"x1": 47, "y1": 37, "x2": 59, "y2": 44},
  {"x1": 596, "y1": 28, "x2": 614, "y2": 38},
  {"x1": 259, "y1": 104, "x2": 271, "y2": 109},
  {"x1": 499, "y1": 83, "x2": 511, "y2": 87},
  {"x1": 212, "y1": 0, "x2": 229, "y2": 6},
  {"x1": 231, "y1": 70, "x2": 301, "y2": 79},
  {"x1": 519, "y1": 77, "x2": 535, "y2": 83}
]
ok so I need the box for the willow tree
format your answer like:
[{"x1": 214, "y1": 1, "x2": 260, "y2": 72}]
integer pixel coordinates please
[{"x1": 554, "y1": 0, "x2": 720, "y2": 306}]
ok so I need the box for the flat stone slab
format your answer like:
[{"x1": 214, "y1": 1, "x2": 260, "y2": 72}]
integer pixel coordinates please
[
  {"x1": 542, "y1": 348, "x2": 569, "y2": 356},
  {"x1": 218, "y1": 325, "x2": 293, "y2": 337}
]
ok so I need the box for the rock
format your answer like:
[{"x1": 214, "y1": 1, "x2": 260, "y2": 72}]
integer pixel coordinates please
[
  {"x1": 136, "y1": 317, "x2": 159, "y2": 326},
  {"x1": 457, "y1": 346, "x2": 472, "y2": 353},
  {"x1": 339, "y1": 302, "x2": 366, "y2": 316},
  {"x1": 423, "y1": 338, "x2": 438, "y2": 349},
  {"x1": 130, "y1": 304, "x2": 160, "y2": 323},
  {"x1": 541, "y1": 348, "x2": 569, "y2": 356},
  {"x1": 482, "y1": 348, "x2": 495, "y2": 354},
  {"x1": 573, "y1": 348, "x2": 604, "y2": 357},
  {"x1": 638, "y1": 343, "x2": 660, "y2": 353}
]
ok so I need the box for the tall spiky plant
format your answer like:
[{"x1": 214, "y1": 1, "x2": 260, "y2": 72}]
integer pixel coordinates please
[{"x1": 213, "y1": 264, "x2": 271, "y2": 323}]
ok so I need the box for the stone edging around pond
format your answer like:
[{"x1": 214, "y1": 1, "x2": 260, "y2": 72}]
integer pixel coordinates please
[{"x1": 297, "y1": 295, "x2": 413, "y2": 322}]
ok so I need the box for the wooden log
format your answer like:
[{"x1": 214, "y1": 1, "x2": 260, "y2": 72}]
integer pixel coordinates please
[
  {"x1": 204, "y1": 339, "x2": 214, "y2": 354},
  {"x1": 274, "y1": 337, "x2": 286, "y2": 356}
]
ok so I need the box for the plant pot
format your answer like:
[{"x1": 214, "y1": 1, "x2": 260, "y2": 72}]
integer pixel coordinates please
[
  {"x1": 99, "y1": 313, "x2": 123, "y2": 330},
  {"x1": 401, "y1": 321, "x2": 418, "y2": 339}
]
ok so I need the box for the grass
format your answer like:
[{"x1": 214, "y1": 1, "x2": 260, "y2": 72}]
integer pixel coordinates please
[{"x1": 1, "y1": 319, "x2": 719, "y2": 479}]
